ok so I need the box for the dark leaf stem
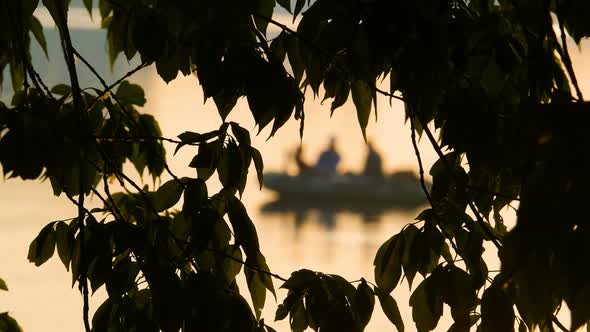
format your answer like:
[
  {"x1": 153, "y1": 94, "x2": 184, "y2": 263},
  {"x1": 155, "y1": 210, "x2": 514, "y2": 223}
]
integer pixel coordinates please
[
  {"x1": 85, "y1": 61, "x2": 149, "y2": 112},
  {"x1": 94, "y1": 134, "x2": 192, "y2": 146}
]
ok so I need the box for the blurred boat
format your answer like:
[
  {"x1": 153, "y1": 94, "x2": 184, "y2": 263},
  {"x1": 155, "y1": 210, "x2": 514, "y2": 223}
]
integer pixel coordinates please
[{"x1": 261, "y1": 171, "x2": 429, "y2": 214}]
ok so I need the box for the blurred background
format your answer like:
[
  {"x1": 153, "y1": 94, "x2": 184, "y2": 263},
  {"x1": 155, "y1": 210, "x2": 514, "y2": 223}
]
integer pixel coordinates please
[{"x1": 1, "y1": 1, "x2": 588, "y2": 331}]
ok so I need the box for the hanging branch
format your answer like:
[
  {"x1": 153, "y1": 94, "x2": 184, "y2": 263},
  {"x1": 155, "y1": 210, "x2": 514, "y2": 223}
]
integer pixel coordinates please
[
  {"x1": 73, "y1": 48, "x2": 182, "y2": 184},
  {"x1": 52, "y1": 1, "x2": 91, "y2": 330},
  {"x1": 556, "y1": 7, "x2": 584, "y2": 101}
]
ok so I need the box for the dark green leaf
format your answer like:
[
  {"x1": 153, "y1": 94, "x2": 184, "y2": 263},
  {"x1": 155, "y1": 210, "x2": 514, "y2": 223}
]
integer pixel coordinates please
[
  {"x1": 50, "y1": 84, "x2": 71, "y2": 96},
  {"x1": 254, "y1": 0, "x2": 275, "y2": 35},
  {"x1": 27, "y1": 221, "x2": 57, "y2": 266},
  {"x1": 30, "y1": 16, "x2": 48, "y2": 57},
  {"x1": 378, "y1": 291, "x2": 404, "y2": 332},
  {"x1": 246, "y1": 265, "x2": 267, "y2": 320},
  {"x1": 0, "y1": 312, "x2": 23, "y2": 332},
  {"x1": 251, "y1": 147, "x2": 264, "y2": 189},
  {"x1": 116, "y1": 80, "x2": 146, "y2": 106},
  {"x1": 479, "y1": 285, "x2": 515, "y2": 332},
  {"x1": 221, "y1": 245, "x2": 243, "y2": 283},
  {"x1": 569, "y1": 286, "x2": 590, "y2": 331},
  {"x1": 373, "y1": 234, "x2": 403, "y2": 294},
  {"x1": 155, "y1": 179, "x2": 184, "y2": 212},
  {"x1": 177, "y1": 131, "x2": 202, "y2": 144},
  {"x1": 55, "y1": 221, "x2": 73, "y2": 270},
  {"x1": 285, "y1": 35, "x2": 304, "y2": 84},
  {"x1": 0, "y1": 278, "x2": 7, "y2": 291},
  {"x1": 354, "y1": 279, "x2": 375, "y2": 329},
  {"x1": 294, "y1": 0, "x2": 305, "y2": 19},
  {"x1": 290, "y1": 299, "x2": 308, "y2": 332},
  {"x1": 189, "y1": 142, "x2": 220, "y2": 181},
  {"x1": 156, "y1": 54, "x2": 183, "y2": 83},
  {"x1": 182, "y1": 178, "x2": 208, "y2": 215},
  {"x1": 409, "y1": 278, "x2": 443, "y2": 331},
  {"x1": 83, "y1": 0, "x2": 93, "y2": 16},
  {"x1": 227, "y1": 196, "x2": 260, "y2": 257},
  {"x1": 41, "y1": 0, "x2": 70, "y2": 32},
  {"x1": 281, "y1": 269, "x2": 318, "y2": 291},
  {"x1": 276, "y1": 290, "x2": 302, "y2": 321},
  {"x1": 230, "y1": 122, "x2": 251, "y2": 146},
  {"x1": 351, "y1": 80, "x2": 372, "y2": 141},
  {"x1": 276, "y1": 0, "x2": 291, "y2": 13}
]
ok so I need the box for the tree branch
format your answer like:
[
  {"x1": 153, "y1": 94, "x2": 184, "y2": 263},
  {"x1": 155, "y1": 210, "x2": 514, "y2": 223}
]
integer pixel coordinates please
[
  {"x1": 555, "y1": 5, "x2": 584, "y2": 101},
  {"x1": 74, "y1": 49, "x2": 183, "y2": 184},
  {"x1": 94, "y1": 134, "x2": 193, "y2": 146},
  {"x1": 410, "y1": 117, "x2": 460, "y2": 254},
  {"x1": 53, "y1": 1, "x2": 91, "y2": 330},
  {"x1": 417, "y1": 115, "x2": 502, "y2": 249}
]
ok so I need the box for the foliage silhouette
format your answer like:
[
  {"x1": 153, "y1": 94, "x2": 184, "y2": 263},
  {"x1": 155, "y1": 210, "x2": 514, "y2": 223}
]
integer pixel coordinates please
[{"x1": 1, "y1": 0, "x2": 590, "y2": 331}]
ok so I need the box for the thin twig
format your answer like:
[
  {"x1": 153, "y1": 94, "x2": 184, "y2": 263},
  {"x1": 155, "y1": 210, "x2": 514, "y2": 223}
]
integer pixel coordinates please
[
  {"x1": 94, "y1": 134, "x2": 197, "y2": 146},
  {"x1": 551, "y1": 316, "x2": 569, "y2": 332},
  {"x1": 75, "y1": 49, "x2": 182, "y2": 184},
  {"x1": 555, "y1": 4, "x2": 584, "y2": 101},
  {"x1": 85, "y1": 61, "x2": 149, "y2": 112},
  {"x1": 409, "y1": 117, "x2": 434, "y2": 206}
]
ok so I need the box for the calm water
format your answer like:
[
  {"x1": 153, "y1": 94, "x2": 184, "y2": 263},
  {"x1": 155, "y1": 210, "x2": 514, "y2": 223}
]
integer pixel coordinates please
[{"x1": 1, "y1": 8, "x2": 588, "y2": 332}]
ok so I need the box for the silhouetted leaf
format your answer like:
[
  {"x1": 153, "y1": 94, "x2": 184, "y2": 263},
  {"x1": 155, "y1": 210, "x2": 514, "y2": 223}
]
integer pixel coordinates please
[
  {"x1": 294, "y1": 0, "x2": 305, "y2": 19},
  {"x1": 285, "y1": 35, "x2": 304, "y2": 84},
  {"x1": 182, "y1": 178, "x2": 207, "y2": 215},
  {"x1": 378, "y1": 291, "x2": 404, "y2": 332},
  {"x1": 0, "y1": 278, "x2": 7, "y2": 291},
  {"x1": 30, "y1": 16, "x2": 48, "y2": 57},
  {"x1": 230, "y1": 122, "x2": 251, "y2": 147},
  {"x1": 246, "y1": 264, "x2": 267, "y2": 320},
  {"x1": 0, "y1": 312, "x2": 23, "y2": 332},
  {"x1": 116, "y1": 80, "x2": 146, "y2": 107},
  {"x1": 227, "y1": 196, "x2": 260, "y2": 258},
  {"x1": 354, "y1": 279, "x2": 375, "y2": 329},
  {"x1": 221, "y1": 244, "x2": 243, "y2": 283},
  {"x1": 251, "y1": 147, "x2": 264, "y2": 189},
  {"x1": 189, "y1": 142, "x2": 220, "y2": 181},
  {"x1": 41, "y1": 0, "x2": 70, "y2": 32},
  {"x1": 154, "y1": 179, "x2": 184, "y2": 212},
  {"x1": 55, "y1": 221, "x2": 73, "y2": 270},
  {"x1": 479, "y1": 285, "x2": 515, "y2": 332},
  {"x1": 276, "y1": 0, "x2": 291, "y2": 13},
  {"x1": 374, "y1": 234, "x2": 403, "y2": 294},
  {"x1": 27, "y1": 221, "x2": 57, "y2": 266},
  {"x1": 254, "y1": 0, "x2": 275, "y2": 35},
  {"x1": 351, "y1": 80, "x2": 372, "y2": 141},
  {"x1": 409, "y1": 277, "x2": 443, "y2": 331},
  {"x1": 569, "y1": 286, "x2": 590, "y2": 331},
  {"x1": 290, "y1": 299, "x2": 308, "y2": 332},
  {"x1": 50, "y1": 84, "x2": 71, "y2": 96},
  {"x1": 83, "y1": 0, "x2": 93, "y2": 16}
]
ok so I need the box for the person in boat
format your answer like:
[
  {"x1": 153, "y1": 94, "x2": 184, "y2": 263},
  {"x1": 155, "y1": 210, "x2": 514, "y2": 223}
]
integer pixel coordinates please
[
  {"x1": 313, "y1": 137, "x2": 341, "y2": 176},
  {"x1": 362, "y1": 141, "x2": 383, "y2": 177}
]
